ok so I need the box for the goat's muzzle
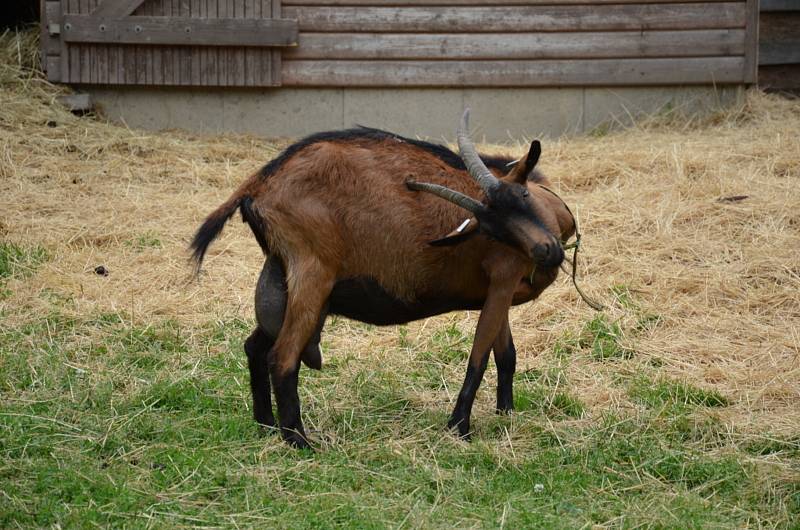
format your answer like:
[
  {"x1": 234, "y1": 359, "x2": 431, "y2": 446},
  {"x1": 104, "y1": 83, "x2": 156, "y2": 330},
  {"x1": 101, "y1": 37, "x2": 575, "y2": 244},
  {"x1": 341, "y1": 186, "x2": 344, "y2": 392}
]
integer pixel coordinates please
[{"x1": 532, "y1": 238, "x2": 564, "y2": 269}]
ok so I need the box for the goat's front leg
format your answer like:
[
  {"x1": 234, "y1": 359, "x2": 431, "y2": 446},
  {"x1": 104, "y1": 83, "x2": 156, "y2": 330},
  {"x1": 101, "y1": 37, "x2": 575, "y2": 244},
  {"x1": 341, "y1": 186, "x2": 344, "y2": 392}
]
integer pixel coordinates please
[
  {"x1": 448, "y1": 283, "x2": 516, "y2": 439},
  {"x1": 493, "y1": 318, "x2": 516, "y2": 414}
]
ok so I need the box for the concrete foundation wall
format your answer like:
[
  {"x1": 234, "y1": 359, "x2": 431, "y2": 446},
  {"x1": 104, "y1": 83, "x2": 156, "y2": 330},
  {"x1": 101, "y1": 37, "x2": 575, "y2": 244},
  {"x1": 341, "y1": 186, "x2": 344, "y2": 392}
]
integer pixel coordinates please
[{"x1": 88, "y1": 85, "x2": 743, "y2": 142}]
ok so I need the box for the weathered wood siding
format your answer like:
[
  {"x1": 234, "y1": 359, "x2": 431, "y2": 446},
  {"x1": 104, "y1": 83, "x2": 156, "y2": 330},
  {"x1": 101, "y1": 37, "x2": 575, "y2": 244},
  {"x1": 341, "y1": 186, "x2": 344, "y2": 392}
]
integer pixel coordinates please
[
  {"x1": 47, "y1": 0, "x2": 284, "y2": 86},
  {"x1": 43, "y1": 0, "x2": 758, "y2": 87},
  {"x1": 758, "y1": 0, "x2": 800, "y2": 91},
  {"x1": 281, "y1": 0, "x2": 756, "y2": 86}
]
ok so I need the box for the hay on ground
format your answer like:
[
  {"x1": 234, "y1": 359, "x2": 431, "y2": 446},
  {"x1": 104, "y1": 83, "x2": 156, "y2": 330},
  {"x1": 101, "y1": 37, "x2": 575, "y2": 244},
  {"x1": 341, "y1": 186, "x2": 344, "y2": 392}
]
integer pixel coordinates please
[{"x1": 1, "y1": 29, "x2": 798, "y2": 438}]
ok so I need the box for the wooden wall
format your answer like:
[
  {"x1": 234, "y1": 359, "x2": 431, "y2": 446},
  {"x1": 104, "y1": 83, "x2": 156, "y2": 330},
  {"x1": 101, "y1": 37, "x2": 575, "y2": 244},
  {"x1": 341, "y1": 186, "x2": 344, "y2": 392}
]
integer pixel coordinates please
[
  {"x1": 759, "y1": 0, "x2": 800, "y2": 91},
  {"x1": 49, "y1": 0, "x2": 282, "y2": 86},
  {"x1": 281, "y1": 0, "x2": 756, "y2": 87},
  {"x1": 43, "y1": 0, "x2": 758, "y2": 87}
]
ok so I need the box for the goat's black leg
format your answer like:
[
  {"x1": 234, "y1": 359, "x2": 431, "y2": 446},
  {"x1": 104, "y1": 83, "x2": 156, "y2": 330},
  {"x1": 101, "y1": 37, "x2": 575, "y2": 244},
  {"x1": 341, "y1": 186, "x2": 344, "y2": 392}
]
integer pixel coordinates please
[
  {"x1": 493, "y1": 320, "x2": 516, "y2": 414},
  {"x1": 448, "y1": 349, "x2": 491, "y2": 439},
  {"x1": 448, "y1": 285, "x2": 516, "y2": 440},
  {"x1": 244, "y1": 327, "x2": 275, "y2": 428}
]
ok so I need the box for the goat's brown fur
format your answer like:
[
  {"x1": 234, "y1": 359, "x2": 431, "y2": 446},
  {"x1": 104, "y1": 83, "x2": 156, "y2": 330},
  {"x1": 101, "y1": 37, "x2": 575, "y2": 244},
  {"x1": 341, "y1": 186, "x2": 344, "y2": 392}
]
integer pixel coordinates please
[{"x1": 192, "y1": 126, "x2": 575, "y2": 448}]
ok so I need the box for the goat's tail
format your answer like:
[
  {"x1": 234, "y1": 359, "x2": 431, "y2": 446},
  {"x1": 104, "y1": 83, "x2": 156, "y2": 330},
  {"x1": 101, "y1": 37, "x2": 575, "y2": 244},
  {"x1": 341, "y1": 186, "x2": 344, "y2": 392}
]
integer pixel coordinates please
[{"x1": 190, "y1": 174, "x2": 267, "y2": 273}]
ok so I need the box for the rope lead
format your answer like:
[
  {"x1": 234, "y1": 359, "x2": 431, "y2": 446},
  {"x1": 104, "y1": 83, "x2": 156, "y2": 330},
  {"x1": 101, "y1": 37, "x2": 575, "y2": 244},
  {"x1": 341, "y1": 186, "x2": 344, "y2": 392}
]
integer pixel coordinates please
[{"x1": 538, "y1": 185, "x2": 605, "y2": 312}]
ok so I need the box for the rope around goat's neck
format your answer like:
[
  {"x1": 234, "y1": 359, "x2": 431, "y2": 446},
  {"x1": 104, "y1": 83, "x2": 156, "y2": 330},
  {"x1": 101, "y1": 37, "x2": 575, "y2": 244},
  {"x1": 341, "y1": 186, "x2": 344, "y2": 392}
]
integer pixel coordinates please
[{"x1": 536, "y1": 184, "x2": 605, "y2": 311}]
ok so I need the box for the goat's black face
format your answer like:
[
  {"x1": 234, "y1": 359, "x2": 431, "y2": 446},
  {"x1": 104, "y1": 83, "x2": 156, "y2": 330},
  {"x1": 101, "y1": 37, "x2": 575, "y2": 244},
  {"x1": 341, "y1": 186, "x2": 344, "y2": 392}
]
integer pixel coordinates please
[
  {"x1": 480, "y1": 181, "x2": 565, "y2": 268},
  {"x1": 413, "y1": 118, "x2": 574, "y2": 267}
]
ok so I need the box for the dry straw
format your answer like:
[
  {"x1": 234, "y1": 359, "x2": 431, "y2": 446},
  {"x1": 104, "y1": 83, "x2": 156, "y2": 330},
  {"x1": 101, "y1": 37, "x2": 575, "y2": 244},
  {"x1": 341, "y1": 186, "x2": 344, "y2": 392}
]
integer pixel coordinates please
[{"x1": 1, "y1": 29, "x2": 799, "y2": 437}]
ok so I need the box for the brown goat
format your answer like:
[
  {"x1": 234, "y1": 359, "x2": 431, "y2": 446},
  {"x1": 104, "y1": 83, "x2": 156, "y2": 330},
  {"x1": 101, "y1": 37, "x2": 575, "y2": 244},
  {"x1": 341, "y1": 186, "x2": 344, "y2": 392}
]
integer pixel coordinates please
[{"x1": 191, "y1": 111, "x2": 576, "y2": 448}]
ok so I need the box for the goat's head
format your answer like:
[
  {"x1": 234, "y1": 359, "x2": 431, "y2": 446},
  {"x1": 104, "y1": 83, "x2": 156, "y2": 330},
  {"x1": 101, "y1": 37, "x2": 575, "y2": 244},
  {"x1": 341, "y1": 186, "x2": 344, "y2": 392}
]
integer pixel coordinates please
[{"x1": 408, "y1": 110, "x2": 574, "y2": 268}]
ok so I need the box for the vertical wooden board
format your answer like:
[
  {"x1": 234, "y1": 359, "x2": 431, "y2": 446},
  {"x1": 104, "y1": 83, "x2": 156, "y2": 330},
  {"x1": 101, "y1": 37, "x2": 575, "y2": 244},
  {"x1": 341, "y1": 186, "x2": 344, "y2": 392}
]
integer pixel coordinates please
[
  {"x1": 199, "y1": 0, "x2": 208, "y2": 86},
  {"x1": 218, "y1": 0, "x2": 228, "y2": 85},
  {"x1": 206, "y1": 0, "x2": 218, "y2": 85},
  {"x1": 170, "y1": 0, "x2": 179, "y2": 84},
  {"x1": 79, "y1": 0, "x2": 89, "y2": 83},
  {"x1": 232, "y1": 0, "x2": 245, "y2": 86},
  {"x1": 43, "y1": 1, "x2": 63, "y2": 81},
  {"x1": 191, "y1": 0, "x2": 201, "y2": 86},
  {"x1": 64, "y1": 0, "x2": 75, "y2": 82},
  {"x1": 87, "y1": 0, "x2": 96, "y2": 83},
  {"x1": 182, "y1": 0, "x2": 193, "y2": 85},
  {"x1": 263, "y1": 0, "x2": 275, "y2": 85},
  {"x1": 143, "y1": 0, "x2": 152, "y2": 84},
  {"x1": 108, "y1": 43, "x2": 118, "y2": 84},
  {"x1": 244, "y1": 0, "x2": 256, "y2": 86},
  {"x1": 744, "y1": 0, "x2": 758, "y2": 82},
  {"x1": 230, "y1": 0, "x2": 237, "y2": 86},
  {"x1": 271, "y1": 0, "x2": 281, "y2": 85}
]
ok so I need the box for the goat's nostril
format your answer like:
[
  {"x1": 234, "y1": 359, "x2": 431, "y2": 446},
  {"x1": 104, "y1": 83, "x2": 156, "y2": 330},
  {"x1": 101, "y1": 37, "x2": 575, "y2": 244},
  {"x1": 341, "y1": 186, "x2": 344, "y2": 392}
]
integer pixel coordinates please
[{"x1": 532, "y1": 244, "x2": 549, "y2": 260}]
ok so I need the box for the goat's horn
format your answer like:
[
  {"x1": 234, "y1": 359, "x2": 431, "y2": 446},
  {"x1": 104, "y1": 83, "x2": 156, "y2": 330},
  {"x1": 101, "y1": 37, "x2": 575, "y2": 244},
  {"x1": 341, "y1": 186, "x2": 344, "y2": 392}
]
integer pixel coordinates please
[
  {"x1": 457, "y1": 109, "x2": 500, "y2": 194},
  {"x1": 406, "y1": 180, "x2": 485, "y2": 214}
]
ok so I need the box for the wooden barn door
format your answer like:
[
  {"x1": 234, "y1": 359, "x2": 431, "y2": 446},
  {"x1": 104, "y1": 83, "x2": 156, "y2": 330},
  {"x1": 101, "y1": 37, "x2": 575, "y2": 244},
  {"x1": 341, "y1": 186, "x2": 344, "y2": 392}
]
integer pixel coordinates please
[{"x1": 40, "y1": 0, "x2": 298, "y2": 86}]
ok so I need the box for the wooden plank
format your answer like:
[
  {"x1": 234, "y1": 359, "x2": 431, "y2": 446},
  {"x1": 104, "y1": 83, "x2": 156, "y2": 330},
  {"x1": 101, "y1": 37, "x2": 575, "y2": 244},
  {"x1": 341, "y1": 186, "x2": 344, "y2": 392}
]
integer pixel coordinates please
[
  {"x1": 761, "y1": 41, "x2": 800, "y2": 64},
  {"x1": 199, "y1": 0, "x2": 208, "y2": 87},
  {"x1": 218, "y1": 0, "x2": 228, "y2": 85},
  {"x1": 270, "y1": 0, "x2": 281, "y2": 85},
  {"x1": 173, "y1": 0, "x2": 182, "y2": 85},
  {"x1": 284, "y1": 4, "x2": 746, "y2": 33},
  {"x1": 760, "y1": 0, "x2": 800, "y2": 11},
  {"x1": 43, "y1": 1, "x2": 63, "y2": 81},
  {"x1": 760, "y1": 12, "x2": 800, "y2": 65},
  {"x1": 108, "y1": 43, "x2": 118, "y2": 83},
  {"x1": 284, "y1": 0, "x2": 737, "y2": 5},
  {"x1": 205, "y1": 0, "x2": 218, "y2": 85},
  {"x1": 65, "y1": 0, "x2": 77, "y2": 82},
  {"x1": 46, "y1": 56, "x2": 62, "y2": 81},
  {"x1": 62, "y1": 15, "x2": 299, "y2": 46},
  {"x1": 88, "y1": 0, "x2": 99, "y2": 83},
  {"x1": 231, "y1": 0, "x2": 245, "y2": 86},
  {"x1": 42, "y1": 2, "x2": 63, "y2": 56},
  {"x1": 282, "y1": 57, "x2": 747, "y2": 86},
  {"x1": 286, "y1": 30, "x2": 746, "y2": 60},
  {"x1": 244, "y1": 0, "x2": 256, "y2": 86},
  {"x1": 759, "y1": 64, "x2": 800, "y2": 89},
  {"x1": 743, "y1": 0, "x2": 759, "y2": 81},
  {"x1": 191, "y1": 0, "x2": 201, "y2": 86},
  {"x1": 90, "y1": 0, "x2": 146, "y2": 18},
  {"x1": 78, "y1": 0, "x2": 89, "y2": 83}
]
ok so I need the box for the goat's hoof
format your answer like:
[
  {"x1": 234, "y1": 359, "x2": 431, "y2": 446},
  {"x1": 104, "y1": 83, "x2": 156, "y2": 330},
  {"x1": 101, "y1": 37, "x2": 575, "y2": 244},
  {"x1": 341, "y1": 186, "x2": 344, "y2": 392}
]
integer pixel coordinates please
[
  {"x1": 254, "y1": 414, "x2": 276, "y2": 429},
  {"x1": 282, "y1": 430, "x2": 314, "y2": 450},
  {"x1": 446, "y1": 418, "x2": 472, "y2": 441},
  {"x1": 495, "y1": 406, "x2": 514, "y2": 415}
]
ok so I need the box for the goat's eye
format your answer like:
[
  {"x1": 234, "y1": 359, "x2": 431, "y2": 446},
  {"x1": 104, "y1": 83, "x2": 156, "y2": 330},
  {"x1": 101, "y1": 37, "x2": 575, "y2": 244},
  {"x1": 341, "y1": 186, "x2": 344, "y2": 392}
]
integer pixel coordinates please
[{"x1": 522, "y1": 190, "x2": 530, "y2": 198}]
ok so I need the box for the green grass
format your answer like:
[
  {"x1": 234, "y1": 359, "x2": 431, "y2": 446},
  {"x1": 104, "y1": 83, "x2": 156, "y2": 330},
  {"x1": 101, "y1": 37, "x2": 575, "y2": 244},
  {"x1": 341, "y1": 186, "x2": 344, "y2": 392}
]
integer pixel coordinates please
[
  {"x1": 0, "y1": 241, "x2": 47, "y2": 298},
  {"x1": 580, "y1": 314, "x2": 632, "y2": 360},
  {"x1": 630, "y1": 375, "x2": 730, "y2": 409},
  {"x1": 125, "y1": 231, "x2": 163, "y2": 251},
  {"x1": 1, "y1": 311, "x2": 798, "y2": 528}
]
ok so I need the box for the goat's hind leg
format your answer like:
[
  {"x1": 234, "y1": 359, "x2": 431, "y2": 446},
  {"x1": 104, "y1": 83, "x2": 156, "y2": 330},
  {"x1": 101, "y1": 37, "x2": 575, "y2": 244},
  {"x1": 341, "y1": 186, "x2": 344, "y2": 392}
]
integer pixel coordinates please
[
  {"x1": 493, "y1": 319, "x2": 516, "y2": 414},
  {"x1": 269, "y1": 258, "x2": 335, "y2": 449},
  {"x1": 248, "y1": 256, "x2": 327, "y2": 431},
  {"x1": 244, "y1": 327, "x2": 275, "y2": 428},
  {"x1": 256, "y1": 255, "x2": 325, "y2": 370}
]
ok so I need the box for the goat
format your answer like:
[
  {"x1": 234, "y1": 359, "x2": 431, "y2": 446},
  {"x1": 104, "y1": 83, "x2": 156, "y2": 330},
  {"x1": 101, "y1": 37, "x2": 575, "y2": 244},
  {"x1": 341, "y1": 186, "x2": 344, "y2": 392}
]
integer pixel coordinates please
[{"x1": 191, "y1": 111, "x2": 576, "y2": 448}]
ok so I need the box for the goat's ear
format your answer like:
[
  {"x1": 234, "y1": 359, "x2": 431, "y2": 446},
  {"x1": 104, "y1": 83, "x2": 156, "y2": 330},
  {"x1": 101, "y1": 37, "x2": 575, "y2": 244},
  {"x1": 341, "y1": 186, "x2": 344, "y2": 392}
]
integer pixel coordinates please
[
  {"x1": 504, "y1": 140, "x2": 542, "y2": 184},
  {"x1": 428, "y1": 217, "x2": 479, "y2": 246},
  {"x1": 523, "y1": 140, "x2": 541, "y2": 176}
]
